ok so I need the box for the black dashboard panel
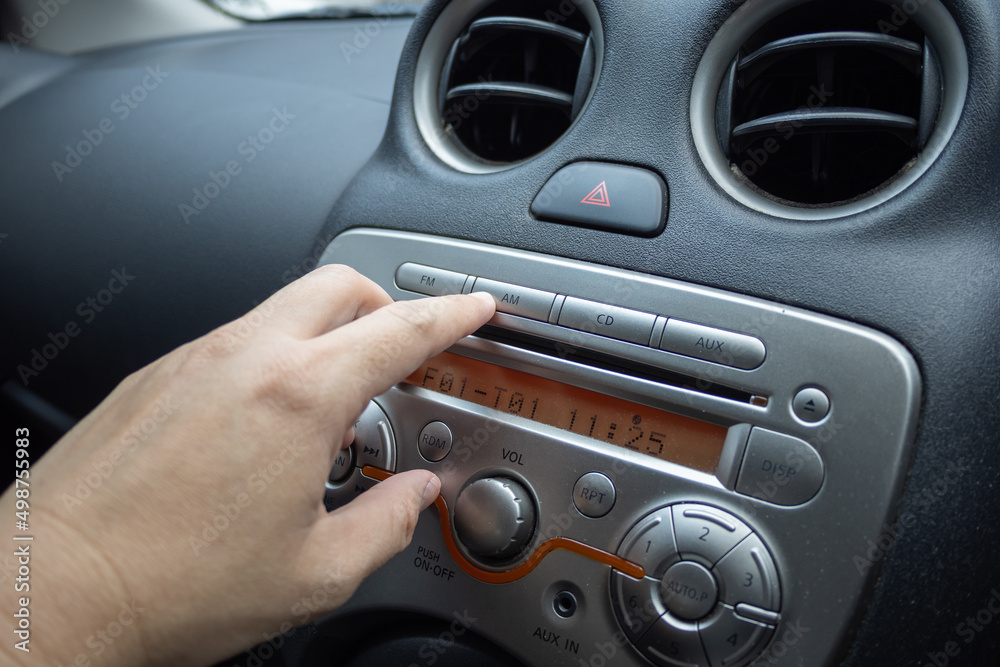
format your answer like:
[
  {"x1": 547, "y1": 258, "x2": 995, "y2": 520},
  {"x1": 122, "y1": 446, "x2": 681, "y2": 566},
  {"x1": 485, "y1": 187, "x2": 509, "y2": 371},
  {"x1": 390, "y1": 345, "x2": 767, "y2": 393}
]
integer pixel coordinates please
[
  {"x1": 0, "y1": 20, "x2": 410, "y2": 416},
  {"x1": 1, "y1": 0, "x2": 999, "y2": 664}
]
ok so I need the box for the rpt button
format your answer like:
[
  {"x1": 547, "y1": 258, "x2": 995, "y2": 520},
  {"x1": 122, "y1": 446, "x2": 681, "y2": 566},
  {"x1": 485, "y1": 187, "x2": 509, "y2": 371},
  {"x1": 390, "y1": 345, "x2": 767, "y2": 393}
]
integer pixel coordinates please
[
  {"x1": 471, "y1": 277, "x2": 556, "y2": 321},
  {"x1": 558, "y1": 297, "x2": 657, "y2": 345},
  {"x1": 573, "y1": 472, "x2": 616, "y2": 518}
]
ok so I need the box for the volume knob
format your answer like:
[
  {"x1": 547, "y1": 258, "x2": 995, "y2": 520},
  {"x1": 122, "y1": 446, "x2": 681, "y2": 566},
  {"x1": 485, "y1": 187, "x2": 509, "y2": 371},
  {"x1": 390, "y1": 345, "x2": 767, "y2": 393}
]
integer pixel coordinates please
[{"x1": 454, "y1": 477, "x2": 536, "y2": 561}]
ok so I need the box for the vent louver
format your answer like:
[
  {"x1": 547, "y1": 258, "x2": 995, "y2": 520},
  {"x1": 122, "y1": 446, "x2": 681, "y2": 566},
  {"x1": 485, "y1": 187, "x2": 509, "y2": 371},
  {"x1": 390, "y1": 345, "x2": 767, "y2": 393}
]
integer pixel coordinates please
[
  {"x1": 718, "y1": 0, "x2": 943, "y2": 206},
  {"x1": 439, "y1": 0, "x2": 596, "y2": 164}
]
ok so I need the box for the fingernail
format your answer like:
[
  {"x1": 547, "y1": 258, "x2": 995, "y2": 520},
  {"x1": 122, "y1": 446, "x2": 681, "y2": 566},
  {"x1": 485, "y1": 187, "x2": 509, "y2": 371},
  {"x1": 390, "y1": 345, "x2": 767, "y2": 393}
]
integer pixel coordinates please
[{"x1": 420, "y1": 476, "x2": 440, "y2": 511}]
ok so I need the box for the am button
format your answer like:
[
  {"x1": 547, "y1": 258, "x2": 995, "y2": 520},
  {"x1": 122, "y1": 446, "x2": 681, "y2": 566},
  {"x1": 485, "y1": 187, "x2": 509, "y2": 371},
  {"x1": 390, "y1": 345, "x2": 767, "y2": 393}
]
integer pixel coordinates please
[{"x1": 470, "y1": 277, "x2": 556, "y2": 322}]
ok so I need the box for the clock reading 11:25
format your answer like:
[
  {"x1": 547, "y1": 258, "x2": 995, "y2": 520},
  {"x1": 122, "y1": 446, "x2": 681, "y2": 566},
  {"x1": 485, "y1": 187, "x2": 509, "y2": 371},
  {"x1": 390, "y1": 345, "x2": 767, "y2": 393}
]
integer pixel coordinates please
[{"x1": 405, "y1": 352, "x2": 726, "y2": 474}]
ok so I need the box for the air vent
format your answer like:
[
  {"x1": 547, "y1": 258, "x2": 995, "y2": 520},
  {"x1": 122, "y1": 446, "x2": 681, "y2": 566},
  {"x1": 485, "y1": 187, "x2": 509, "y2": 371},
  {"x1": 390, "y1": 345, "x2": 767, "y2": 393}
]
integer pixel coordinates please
[
  {"x1": 692, "y1": 0, "x2": 967, "y2": 219},
  {"x1": 718, "y1": 0, "x2": 942, "y2": 206},
  {"x1": 425, "y1": 0, "x2": 597, "y2": 166}
]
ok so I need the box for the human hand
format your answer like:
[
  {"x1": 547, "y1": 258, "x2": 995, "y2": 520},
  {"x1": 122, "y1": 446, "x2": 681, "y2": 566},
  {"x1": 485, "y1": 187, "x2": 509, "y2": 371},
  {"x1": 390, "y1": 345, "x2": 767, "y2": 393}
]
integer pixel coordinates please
[{"x1": 0, "y1": 265, "x2": 495, "y2": 666}]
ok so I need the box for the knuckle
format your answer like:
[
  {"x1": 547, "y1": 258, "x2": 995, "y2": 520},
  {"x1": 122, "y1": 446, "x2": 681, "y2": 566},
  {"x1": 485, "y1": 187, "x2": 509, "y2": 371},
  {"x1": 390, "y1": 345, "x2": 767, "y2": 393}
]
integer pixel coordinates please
[
  {"x1": 311, "y1": 264, "x2": 365, "y2": 290},
  {"x1": 384, "y1": 299, "x2": 435, "y2": 338},
  {"x1": 249, "y1": 345, "x2": 321, "y2": 412}
]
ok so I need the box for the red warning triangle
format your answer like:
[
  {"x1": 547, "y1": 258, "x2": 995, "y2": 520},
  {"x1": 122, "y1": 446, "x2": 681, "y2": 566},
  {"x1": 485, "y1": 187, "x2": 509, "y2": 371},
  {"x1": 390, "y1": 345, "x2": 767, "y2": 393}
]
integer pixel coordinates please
[{"x1": 580, "y1": 181, "x2": 611, "y2": 207}]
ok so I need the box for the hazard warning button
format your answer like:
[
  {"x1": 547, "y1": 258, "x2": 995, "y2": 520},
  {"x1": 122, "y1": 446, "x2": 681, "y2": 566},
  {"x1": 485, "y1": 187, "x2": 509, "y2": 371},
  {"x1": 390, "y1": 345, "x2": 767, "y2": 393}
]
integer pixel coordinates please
[{"x1": 530, "y1": 162, "x2": 667, "y2": 236}]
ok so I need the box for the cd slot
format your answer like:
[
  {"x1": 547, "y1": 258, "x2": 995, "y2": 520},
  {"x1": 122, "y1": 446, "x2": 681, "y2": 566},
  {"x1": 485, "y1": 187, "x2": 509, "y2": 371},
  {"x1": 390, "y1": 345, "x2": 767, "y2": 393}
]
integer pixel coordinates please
[{"x1": 475, "y1": 324, "x2": 755, "y2": 405}]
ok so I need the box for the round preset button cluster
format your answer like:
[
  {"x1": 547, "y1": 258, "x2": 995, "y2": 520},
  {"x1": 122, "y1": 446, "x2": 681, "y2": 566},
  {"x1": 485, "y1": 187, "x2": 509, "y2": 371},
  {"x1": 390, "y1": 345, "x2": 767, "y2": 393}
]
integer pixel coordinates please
[{"x1": 611, "y1": 503, "x2": 780, "y2": 667}]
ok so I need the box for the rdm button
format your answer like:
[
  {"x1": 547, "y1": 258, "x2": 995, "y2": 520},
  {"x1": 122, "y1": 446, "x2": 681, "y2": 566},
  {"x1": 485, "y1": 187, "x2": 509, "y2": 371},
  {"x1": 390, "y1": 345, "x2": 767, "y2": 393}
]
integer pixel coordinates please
[{"x1": 530, "y1": 162, "x2": 667, "y2": 236}]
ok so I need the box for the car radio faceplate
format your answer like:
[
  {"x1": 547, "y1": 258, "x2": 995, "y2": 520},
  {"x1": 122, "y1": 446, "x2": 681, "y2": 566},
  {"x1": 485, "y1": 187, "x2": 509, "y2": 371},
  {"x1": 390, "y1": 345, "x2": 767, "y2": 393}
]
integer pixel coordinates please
[{"x1": 316, "y1": 228, "x2": 920, "y2": 667}]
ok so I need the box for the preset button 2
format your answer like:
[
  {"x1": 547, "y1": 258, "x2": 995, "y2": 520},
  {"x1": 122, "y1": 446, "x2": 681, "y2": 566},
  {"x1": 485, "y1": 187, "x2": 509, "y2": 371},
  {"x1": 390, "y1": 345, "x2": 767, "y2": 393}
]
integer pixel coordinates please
[{"x1": 673, "y1": 505, "x2": 751, "y2": 565}]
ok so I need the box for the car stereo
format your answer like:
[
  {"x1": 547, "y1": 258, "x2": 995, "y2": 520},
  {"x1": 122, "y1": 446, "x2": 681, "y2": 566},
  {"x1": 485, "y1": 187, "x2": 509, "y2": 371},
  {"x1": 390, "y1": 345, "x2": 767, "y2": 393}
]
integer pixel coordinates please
[{"x1": 316, "y1": 229, "x2": 920, "y2": 667}]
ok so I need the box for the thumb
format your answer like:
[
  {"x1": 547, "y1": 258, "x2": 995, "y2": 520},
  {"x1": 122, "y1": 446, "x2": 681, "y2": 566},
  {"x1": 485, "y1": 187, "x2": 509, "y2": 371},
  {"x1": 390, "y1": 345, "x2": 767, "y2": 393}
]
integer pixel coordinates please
[{"x1": 299, "y1": 470, "x2": 441, "y2": 607}]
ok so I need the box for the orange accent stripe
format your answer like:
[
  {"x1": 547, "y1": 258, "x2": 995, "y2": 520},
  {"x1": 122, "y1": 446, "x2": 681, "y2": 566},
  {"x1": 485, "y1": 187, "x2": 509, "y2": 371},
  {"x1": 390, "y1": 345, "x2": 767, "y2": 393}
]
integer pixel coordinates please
[{"x1": 361, "y1": 466, "x2": 645, "y2": 583}]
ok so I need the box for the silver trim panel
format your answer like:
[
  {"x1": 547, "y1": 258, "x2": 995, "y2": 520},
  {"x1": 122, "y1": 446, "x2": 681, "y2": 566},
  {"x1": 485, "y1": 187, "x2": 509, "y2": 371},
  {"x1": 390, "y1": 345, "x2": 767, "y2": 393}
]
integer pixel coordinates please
[{"x1": 318, "y1": 229, "x2": 921, "y2": 667}]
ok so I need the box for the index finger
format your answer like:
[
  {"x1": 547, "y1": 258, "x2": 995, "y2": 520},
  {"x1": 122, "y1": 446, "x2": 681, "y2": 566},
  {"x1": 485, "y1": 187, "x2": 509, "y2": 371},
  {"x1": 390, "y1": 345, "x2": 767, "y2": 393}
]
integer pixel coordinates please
[{"x1": 314, "y1": 292, "x2": 495, "y2": 414}]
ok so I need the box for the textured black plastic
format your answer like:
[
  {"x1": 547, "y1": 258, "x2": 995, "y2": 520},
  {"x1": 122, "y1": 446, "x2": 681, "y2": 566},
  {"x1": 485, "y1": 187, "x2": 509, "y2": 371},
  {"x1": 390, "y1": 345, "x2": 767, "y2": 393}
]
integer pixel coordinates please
[
  {"x1": 0, "y1": 20, "x2": 411, "y2": 416},
  {"x1": 0, "y1": 0, "x2": 997, "y2": 665}
]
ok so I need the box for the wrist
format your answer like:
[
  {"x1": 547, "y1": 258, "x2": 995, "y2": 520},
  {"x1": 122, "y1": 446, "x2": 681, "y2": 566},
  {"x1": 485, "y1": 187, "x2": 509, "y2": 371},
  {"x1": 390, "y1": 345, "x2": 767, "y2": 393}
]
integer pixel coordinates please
[{"x1": 5, "y1": 492, "x2": 149, "y2": 667}]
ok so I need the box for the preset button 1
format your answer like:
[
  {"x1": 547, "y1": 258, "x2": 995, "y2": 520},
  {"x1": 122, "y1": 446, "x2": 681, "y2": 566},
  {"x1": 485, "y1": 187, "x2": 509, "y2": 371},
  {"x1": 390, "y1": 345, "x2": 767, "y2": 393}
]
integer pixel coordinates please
[{"x1": 619, "y1": 510, "x2": 679, "y2": 578}]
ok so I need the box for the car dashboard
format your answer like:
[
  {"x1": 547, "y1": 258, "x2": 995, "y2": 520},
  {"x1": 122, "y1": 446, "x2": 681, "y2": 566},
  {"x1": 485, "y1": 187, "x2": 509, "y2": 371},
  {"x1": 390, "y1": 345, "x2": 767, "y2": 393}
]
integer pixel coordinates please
[{"x1": 0, "y1": 0, "x2": 998, "y2": 665}]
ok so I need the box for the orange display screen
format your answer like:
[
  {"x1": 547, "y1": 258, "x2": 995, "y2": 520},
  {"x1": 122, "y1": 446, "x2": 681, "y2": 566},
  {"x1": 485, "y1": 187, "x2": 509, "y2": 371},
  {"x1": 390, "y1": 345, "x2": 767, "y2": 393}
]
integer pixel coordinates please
[{"x1": 405, "y1": 352, "x2": 727, "y2": 473}]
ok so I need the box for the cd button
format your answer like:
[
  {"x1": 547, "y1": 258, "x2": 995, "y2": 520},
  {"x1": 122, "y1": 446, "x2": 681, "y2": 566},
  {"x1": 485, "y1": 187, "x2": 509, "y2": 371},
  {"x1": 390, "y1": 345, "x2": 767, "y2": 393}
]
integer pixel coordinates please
[
  {"x1": 672, "y1": 505, "x2": 751, "y2": 566},
  {"x1": 471, "y1": 278, "x2": 556, "y2": 321},
  {"x1": 558, "y1": 297, "x2": 657, "y2": 345}
]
